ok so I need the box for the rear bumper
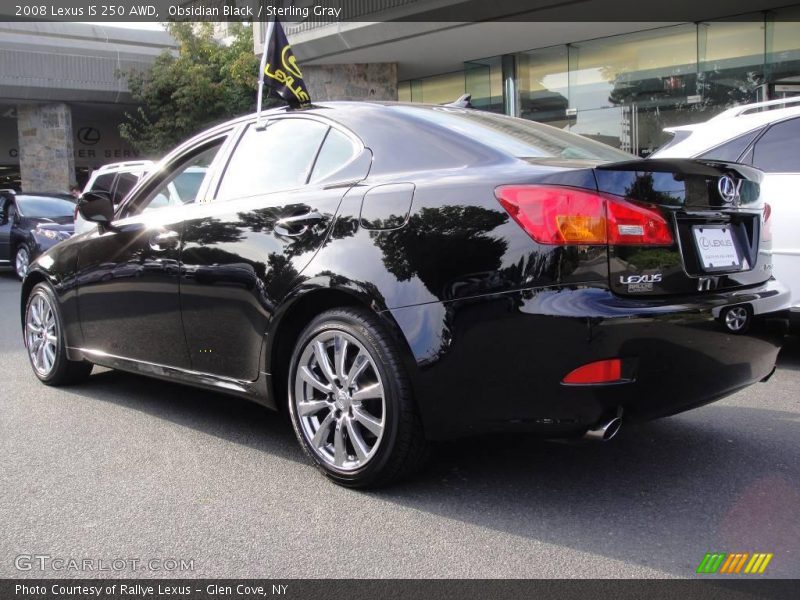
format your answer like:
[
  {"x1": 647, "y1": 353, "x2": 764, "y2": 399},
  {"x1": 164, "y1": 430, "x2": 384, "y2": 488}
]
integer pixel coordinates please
[
  {"x1": 710, "y1": 277, "x2": 791, "y2": 317},
  {"x1": 392, "y1": 280, "x2": 786, "y2": 440}
]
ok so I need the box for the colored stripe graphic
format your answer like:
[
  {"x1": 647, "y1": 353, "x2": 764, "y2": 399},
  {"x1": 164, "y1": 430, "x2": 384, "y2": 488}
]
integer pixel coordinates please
[
  {"x1": 720, "y1": 553, "x2": 737, "y2": 573},
  {"x1": 697, "y1": 553, "x2": 726, "y2": 573},
  {"x1": 733, "y1": 553, "x2": 750, "y2": 573},
  {"x1": 698, "y1": 552, "x2": 773, "y2": 574},
  {"x1": 744, "y1": 553, "x2": 774, "y2": 574},
  {"x1": 720, "y1": 553, "x2": 750, "y2": 573}
]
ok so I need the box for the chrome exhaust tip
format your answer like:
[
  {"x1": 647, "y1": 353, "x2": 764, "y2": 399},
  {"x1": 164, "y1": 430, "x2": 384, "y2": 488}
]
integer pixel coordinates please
[{"x1": 583, "y1": 410, "x2": 623, "y2": 442}]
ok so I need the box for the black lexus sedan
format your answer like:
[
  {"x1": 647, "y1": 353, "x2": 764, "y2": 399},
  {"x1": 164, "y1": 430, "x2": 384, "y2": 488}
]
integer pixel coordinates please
[
  {"x1": 20, "y1": 102, "x2": 787, "y2": 487},
  {"x1": 0, "y1": 191, "x2": 75, "y2": 279}
]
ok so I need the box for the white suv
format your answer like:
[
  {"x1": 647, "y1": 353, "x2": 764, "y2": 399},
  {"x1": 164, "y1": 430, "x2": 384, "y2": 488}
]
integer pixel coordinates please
[
  {"x1": 652, "y1": 97, "x2": 800, "y2": 327},
  {"x1": 75, "y1": 160, "x2": 153, "y2": 234}
]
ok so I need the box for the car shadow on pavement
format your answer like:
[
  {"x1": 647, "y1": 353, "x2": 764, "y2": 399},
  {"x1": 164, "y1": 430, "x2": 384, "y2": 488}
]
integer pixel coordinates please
[
  {"x1": 58, "y1": 338, "x2": 800, "y2": 578},
  {"x1": 377, "y1": 403, "x2": 800, "y2": 577},
  {"x1": 62, "y1": 368, "x2": 306, "y2": 464},
  {"x1": 776, "y1": 333, "x2": 800, "y2": 370}
]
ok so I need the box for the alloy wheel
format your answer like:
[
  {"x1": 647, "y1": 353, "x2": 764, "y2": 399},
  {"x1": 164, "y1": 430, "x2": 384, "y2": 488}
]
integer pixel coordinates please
[
  {"x1": 724, "y1": 306, "x2": 749, "y2": 332},
  {"x1": 26, "y1": 292, "x2": 59, "y2": 376},
  {"x1": 15, "y1": 247, "x2": 29, "y2": 278},
  {"x1": 293, "y1": 330, "x2": 386, "y2": 471}
]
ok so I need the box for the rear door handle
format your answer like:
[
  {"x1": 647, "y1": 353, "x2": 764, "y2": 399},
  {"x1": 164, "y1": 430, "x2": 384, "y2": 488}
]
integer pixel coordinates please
[
  {"x1": 274, "y1": 211, "x2": 323, "y2": 237},
  {"x1": 149, "y1": 230, "x2": 180, "y2": 252}
]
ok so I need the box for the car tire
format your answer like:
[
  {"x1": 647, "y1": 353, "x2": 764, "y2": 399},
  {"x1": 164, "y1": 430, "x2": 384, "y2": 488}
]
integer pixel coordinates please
[
  {"x1": 719, "y1": 304, "x2": 752, "y2": 334},
  {"x1": 24, "y1": 282, "x2": 93, "y2": 386},
  {"x1": 15, "y1": 243, "x2": 30, "y2": 279},
  {"x1": 287, "y1": 307, "x2": 428, "y2": 488}
]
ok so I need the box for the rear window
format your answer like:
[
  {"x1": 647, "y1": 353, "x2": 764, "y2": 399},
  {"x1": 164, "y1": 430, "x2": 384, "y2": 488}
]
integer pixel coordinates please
[
  {"x1": 89, "y1": 172, "x2": 115, "y2": 193},
  {"x1": 16, "y1": 196, "x2": 75, "y2": 218},
  {"x1": 112, "y1": 171, "x2": 145, "y2": 204},
  {"x1": 389, "y1": 106, "x2": 633, "y2": 162}
]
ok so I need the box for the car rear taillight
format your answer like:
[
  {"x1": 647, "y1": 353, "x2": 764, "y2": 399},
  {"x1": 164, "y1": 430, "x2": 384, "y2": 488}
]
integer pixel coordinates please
[
  {"x1": 762, "y1": 202, "x2": 772, "y2": 243},
  {"x1": 562, "y1": 359, "x2": 623, "y2": 385},
  {"x1": 495, "y1": 185, "x2": 673, "y2": 246}
]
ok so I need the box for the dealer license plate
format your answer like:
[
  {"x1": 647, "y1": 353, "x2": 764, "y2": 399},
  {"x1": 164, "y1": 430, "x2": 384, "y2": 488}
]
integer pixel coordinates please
[{"x1": 692, "y1": 225, "x2": 741, "y2": 271}]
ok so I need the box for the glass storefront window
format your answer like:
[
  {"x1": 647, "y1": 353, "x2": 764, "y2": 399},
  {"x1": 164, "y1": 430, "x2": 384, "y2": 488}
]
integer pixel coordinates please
[
  {"x1": 398, "y1": 81, "x2": 411, "y2": 102},
  {"x1": 767, "y1": 7, "x2": 800, "y2": 97},
  {"x1": 517, "y1": 45, "x2": 569, "y2": 126},
  {"x1": 566, "y1": 25, "x2": 699, "y2": 111},
  {"x1": 399, "y1": 10, "x2": 800, "y2": 156},
  {"x1": 563, "y1": 25, "x2": 700, "y2": 156},
  {"x1": 405, "y1": 71, "x2": 465, "y2": 104},
  {"x1": 698, "y1": 20, "x2": 766, "y2": 109},
  {"x1": 465, "y1": 57, "x2": 503, "y2": 113},
  {"x1": 567, "y1": 107, "x2": 626, "y2": 151}
]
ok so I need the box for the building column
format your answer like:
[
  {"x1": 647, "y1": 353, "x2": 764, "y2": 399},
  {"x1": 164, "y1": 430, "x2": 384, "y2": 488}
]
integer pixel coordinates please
[
  {"x1": 502, "y1": 54, "x2": 519, "y2": 117},
  {"x1": 17, "y1": 103, "x2": 75, "y2": 192},
  {"x1": 302, "y1": 64, "x2": 398, "y2": 101}
]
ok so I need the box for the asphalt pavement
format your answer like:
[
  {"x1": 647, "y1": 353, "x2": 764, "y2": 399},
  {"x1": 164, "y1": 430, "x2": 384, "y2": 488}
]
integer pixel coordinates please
[{"x1": 1, "y1": 273, "x2": 798, "y2": 578}]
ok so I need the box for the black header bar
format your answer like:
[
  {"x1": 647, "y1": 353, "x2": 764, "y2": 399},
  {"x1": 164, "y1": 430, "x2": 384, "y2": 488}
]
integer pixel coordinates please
[{"x1": 1, "y1": 0, "x2": 799, "y2": 23}]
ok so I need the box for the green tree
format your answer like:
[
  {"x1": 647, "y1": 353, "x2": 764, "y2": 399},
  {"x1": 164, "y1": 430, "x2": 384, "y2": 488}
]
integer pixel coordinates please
[{"x1": 119, "y1": 22, "x2": 265, "y2": 156}]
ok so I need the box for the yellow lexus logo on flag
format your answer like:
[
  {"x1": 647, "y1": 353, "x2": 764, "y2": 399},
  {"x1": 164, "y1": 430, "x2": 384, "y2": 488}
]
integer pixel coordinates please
[
  {"x1": 261, "y1": 17, "x2": 310, "y2": 106},
  {"x1": 696, "y1": 552, "x2": 773, "y2": 574}
]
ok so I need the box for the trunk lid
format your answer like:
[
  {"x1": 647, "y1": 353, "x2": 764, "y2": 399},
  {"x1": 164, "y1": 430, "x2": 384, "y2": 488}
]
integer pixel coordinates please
[{"x1": 593, "y1": 158, "x2": 769, "y2": 297}]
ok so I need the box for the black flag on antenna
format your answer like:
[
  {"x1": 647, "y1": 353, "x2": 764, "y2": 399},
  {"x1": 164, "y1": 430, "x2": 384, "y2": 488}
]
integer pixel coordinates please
[{"x1": 258, "y1": 17, "x2": 310, "y2": 109}]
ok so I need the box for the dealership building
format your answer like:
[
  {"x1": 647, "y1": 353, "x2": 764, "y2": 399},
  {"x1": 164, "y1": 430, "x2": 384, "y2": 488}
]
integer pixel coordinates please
[
  {"x1": 0, "y1": 22, "x2": 174, "y2": 192},
  {"x1": 279, "y1": 0, "x2": 800, "y2": 156}
]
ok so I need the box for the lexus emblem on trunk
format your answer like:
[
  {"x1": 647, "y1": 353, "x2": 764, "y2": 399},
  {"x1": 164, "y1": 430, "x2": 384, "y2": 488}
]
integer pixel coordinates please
[{"x1": 718, "y1": 175, "x2": 743, "y2": 206}]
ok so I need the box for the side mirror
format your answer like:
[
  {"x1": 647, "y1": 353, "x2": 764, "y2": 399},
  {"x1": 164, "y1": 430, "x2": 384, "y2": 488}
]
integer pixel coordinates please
[{"x1": 78, "y1": 191, "x2": 115, "y2": 224}]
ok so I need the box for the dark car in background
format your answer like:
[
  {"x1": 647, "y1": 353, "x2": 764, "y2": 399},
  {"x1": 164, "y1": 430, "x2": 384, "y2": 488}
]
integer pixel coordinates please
[
  {"x1": 0, "y1": 191, "x2": 75, "y2": 278},
  {"x1": 20, "y1": 102, "x2": 788, "y2": 488}
]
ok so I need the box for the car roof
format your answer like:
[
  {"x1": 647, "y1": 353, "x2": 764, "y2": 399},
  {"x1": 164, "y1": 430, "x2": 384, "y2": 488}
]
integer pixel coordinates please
[
  {"x1": 94, "y1": 160, "x2": 154, "y2": 173},
  {"x1": 151, "y1": 101, "x2": 484, "y2": 173},
  {"x1": 191, "y1": 100, "x2": 529, "y2": 138},
  {"x1": 162, "y1": 100, "x2": 629, "y2": 177},
  {"x1": 656, "y1": 102, "x2": 800, "y2": 158},
  {"x1": 194, "y1": 100, "x2": 418, "y2": 130}
]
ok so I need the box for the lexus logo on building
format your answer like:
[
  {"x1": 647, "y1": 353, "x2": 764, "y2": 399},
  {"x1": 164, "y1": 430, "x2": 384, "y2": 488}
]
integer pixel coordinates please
[
  {"x1": 77, "y1": 127, "x2": 101, "y2": 146},
  {"x1": 718, "y1": 175, "x2": 743, "y2": 206}
]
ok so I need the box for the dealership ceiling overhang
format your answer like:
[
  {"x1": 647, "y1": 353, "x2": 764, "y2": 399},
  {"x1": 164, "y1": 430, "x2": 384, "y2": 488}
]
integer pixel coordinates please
[
  {"x1": 293, "y1": 22, "x2": 684, "y2": 80},
  {"x1": 0, "y1": 22, "x2": 175, "y2": 104},
  {"x1": 284, "y1": 0, "x2": 795, "y2": 80}
]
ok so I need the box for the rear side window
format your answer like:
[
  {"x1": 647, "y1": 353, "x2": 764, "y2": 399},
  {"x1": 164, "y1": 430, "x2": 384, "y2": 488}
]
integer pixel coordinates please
[
  {"x1": 217, "y1": 119, "x2": 329, "y2": 200},
  {"x1": 751, "y1": 118, "x2": 800, "y2": 173},
  {"x1": 15, "y1": 197, "x2": 75, "y2": 218},
  {"x1": 698, "y1": 128, "x2": 762, "y2": 162},
  {"x1": 111, "y1": 172, "x2": 140, "y2": 204},
  {"x1": 89, "y1": 172, "x2": 115, "y2": 193},
  {"x1": 309, "y1": 128, "x2": 359, "y2": 183}
]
